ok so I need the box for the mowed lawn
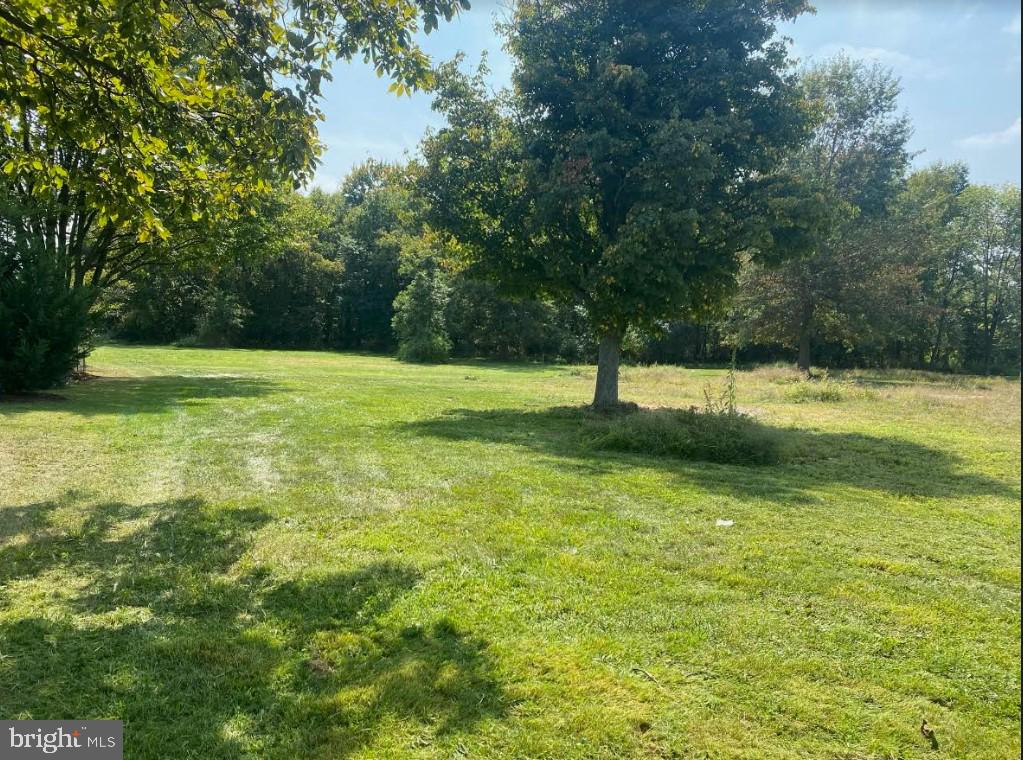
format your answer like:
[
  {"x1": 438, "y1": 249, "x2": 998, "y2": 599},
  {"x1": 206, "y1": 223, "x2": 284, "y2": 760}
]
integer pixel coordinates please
[{"x1": 1, "y1": 346, "x2": 1019, "y2": 759}]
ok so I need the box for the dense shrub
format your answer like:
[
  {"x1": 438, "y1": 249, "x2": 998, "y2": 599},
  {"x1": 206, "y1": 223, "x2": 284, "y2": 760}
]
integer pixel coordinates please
[
  {"x1": 0, "y1": 249, "x2": 94, "y2": 394},
  {"x1": 579, "y1": 358, "x2": 782, "y2": 465},
  {"x1": 392, "y1": 270, "x2": 451, "y2": 363}
]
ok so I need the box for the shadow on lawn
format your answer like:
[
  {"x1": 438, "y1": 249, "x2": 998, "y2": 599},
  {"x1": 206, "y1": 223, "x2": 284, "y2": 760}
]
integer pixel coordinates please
[
  {"x1": 0, "y1": 496, "x2": 504, "y2": 758},
  {"x1": 402, "y1": 406, "x2": 1018, "y2": 503},
  {"x1": 0, "y1": 375, "x2": 278, "y2": 416}
]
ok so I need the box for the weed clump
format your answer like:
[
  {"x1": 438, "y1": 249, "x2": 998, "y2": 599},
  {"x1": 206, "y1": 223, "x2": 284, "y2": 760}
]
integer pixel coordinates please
[
  {"x1": 786, "y1": 378, "x2": 847, "y2": 403},
  {"x1": 785, "y1": 370, "x2": 878, "y2": 403},
  {"x1": 587, "y1": 407, "x2": 782, "y2": 465},
  {"x1": 586, "y1": 357, "x2": 783, "y2": 465}
]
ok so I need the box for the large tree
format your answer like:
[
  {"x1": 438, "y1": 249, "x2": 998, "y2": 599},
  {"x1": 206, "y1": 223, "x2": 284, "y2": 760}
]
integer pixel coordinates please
[
  {"x1": 419, "y1": 0, "x2": 822, "y2": 408},
  {"x1": 731, "y1": 56, "x2": 913, "y2": 372}
]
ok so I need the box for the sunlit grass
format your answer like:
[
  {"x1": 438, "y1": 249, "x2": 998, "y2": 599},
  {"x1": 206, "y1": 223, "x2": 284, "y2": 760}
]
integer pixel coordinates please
[{"x1": 1, "y1": 345, "x2": 1019, "y2": 759}]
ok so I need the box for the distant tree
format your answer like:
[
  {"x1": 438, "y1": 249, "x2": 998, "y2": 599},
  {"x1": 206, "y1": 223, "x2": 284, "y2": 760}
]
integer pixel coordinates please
[
  {"x1": 106, "y1": 189, "x2": 345, "y2": 348},
  {"x1": 392, "y1": 268, "x2": 451, "y2": 362},
  {"x1": 332, "y1": 161, "x2": 413, "y2": 350},
  {"x1": 731, "y1": 56, "x2": 913, "y2": 372},
  {"x1": 886, "y1": 163, "x2": 972, "y2": 369},
  {"x1": 958, "y1": 185, "x2": 1021, "y2": 374},
  {"x1": 880, "y1": 167, "x2": 1021, "y2": 374},
  {"x1": 445, "y1": 277, "x2": 592, "y2": 361},
  {"x1": 193, "y1": 289, "x2": 249, "y2": 347},
  {"x1": 104, "y1": 266, "x2": 208, "y2": 344},
  {"x1": 420, "y1": 0, "x2": 822, "y2": 407},
  {"x1": 230, "y1": 193, "x2": 342, "y2": 347}
]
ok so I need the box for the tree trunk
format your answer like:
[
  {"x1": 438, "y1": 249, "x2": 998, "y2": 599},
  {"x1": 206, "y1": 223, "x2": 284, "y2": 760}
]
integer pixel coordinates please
[
  {"x1": 593, "y1": 332, "x2": 622, "y2": 409},
  {"x1": 797, "y1": 330, "x2": 812, "y2": 375},
  {"x1": 929, "y1": 314, "x2": 947, "y2": 370},
  {"x1": 796, "y1": 290, "x2": 814, "y2": 376}
]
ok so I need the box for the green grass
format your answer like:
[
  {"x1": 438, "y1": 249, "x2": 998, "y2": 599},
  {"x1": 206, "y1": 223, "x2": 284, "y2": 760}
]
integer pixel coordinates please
[{"x1": 1, "y1": 346, "x2": 1019, "y2": 759}]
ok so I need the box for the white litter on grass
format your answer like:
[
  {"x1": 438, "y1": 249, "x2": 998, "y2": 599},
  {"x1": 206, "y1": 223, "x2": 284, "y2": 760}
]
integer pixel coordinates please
[{"x1": 715, "y1": 519, "x2": 734, "y2": 527}]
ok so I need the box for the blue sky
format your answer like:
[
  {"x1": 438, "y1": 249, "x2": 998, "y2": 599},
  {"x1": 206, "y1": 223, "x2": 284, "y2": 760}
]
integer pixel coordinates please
[{"x1": 311, "y1": 0, "x2": 1022, "y2": 190}]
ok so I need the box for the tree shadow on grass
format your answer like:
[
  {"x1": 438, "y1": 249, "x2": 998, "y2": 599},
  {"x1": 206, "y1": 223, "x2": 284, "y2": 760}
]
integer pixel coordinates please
[
  {"x1": 0, "y1": 375, "x2": 279, "y2": 417},
  {"x1": 401, "y1": 406, "x2": 1018, "y2": 503},
  {"x1": 0, "y1": 496, "x2": 505, "y2": 758}
]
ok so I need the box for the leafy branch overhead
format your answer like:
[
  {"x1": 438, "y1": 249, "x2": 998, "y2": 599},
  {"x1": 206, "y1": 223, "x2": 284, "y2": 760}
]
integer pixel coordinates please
[{"x1": 0, "y1": 0, "x2": 470, "y2": 240}]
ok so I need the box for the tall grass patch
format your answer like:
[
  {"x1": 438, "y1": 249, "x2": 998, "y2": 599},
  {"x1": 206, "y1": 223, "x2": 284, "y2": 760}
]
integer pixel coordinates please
[
  {"x1": 586, "y1": 356, "x2": 784, "y2": 465},
  {"x1": 784, "y1": 371, "x2": 879, "y2": 403},
  {"x1": 785, "y1": 378, "x2": 848, "y2": 403},
  {"x1": 586, "y1": 406, "x2": 783, "y2": 465}
]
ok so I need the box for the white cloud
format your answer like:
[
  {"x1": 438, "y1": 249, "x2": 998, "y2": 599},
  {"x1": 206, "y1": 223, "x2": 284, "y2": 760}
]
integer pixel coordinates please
[
  {"x1": 806, "y1": 43, "x2": 946, "y2": 81},
  {"x1": 1004, "y1": 12, "x2": 1021, "y2": 35},
  {"x1": 959, "y1": 117, "x2": 1022, "y2": 147}
]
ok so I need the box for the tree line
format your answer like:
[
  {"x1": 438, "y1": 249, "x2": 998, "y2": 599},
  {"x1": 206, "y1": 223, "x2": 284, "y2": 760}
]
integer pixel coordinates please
[
  {"x1": 99, "y1": 162, "x2": 593, "y2": 362},
  {"x1": 2, "y1": 1, "x2": 1020, "y2": 404},
  {"x1": 103, "y1": 53, "x2": 1022, "y2": 381},
  {"x1": 93, "y1": 146, "x2": 1022, "y2": 382}
]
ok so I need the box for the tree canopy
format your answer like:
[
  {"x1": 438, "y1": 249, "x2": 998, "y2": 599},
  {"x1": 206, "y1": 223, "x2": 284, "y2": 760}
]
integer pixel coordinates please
[{"x1": 0, "y1": 0, "x2": 468, "y2": 239}]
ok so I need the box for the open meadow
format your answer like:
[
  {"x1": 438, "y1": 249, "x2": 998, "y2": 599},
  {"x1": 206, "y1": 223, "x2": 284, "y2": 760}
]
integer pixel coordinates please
[{"x1": 1, "y1": 346, "x2": 1020, "y2": 759}]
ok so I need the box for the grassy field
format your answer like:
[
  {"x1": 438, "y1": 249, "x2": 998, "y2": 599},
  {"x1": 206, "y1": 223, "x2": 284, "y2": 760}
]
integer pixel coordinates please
[{"x1": 1, "y1": 345, "x2": 1019, "y2": 759}]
